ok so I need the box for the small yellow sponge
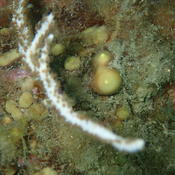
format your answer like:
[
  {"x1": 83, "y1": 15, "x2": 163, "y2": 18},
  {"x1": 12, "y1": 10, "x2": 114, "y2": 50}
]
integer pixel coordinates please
[{"x1": 91, "y1": 67, "x2": 122, "y2": 95}]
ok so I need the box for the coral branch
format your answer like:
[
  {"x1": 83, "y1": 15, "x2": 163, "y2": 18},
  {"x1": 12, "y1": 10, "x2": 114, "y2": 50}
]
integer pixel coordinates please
[{"x1": 13, "y1": 0, "x2": 145, "y2": 152}]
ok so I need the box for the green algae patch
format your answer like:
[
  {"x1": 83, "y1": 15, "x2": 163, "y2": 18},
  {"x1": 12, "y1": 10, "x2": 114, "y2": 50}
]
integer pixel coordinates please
[{"x1": 0, "y1": 120, "x2": 27, "y2": 166}]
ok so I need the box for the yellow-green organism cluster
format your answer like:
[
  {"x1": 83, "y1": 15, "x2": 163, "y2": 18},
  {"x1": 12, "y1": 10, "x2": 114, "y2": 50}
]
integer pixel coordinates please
[
  {"x1": 4, "y1": 78, "x2": 48, "y2": 122},
  {"x1": 91, "y1": 50, "x2": 122, "y2": 95}
]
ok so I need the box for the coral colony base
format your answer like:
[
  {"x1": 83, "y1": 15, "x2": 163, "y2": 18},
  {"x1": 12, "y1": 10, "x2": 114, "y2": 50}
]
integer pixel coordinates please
[{"x1": 12, "y1": 0, "x2": 144, "y2": 153}]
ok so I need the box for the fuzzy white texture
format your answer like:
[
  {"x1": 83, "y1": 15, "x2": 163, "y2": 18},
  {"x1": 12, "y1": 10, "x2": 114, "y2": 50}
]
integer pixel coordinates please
[
  {"x1": 12, "y1": 0, "x2": 31, "y2": 57},
  {"x1": 25, "y1": 13, "x2": 54, "y2": 71},
  {"x1": 15, "y1": 0, "x2": 145, "y2": 152}
]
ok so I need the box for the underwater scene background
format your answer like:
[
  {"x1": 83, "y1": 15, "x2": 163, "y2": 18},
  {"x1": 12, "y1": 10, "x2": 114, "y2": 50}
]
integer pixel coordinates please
[{"x1": 0, "y1": 0, "x2": 175, "y2": 174}]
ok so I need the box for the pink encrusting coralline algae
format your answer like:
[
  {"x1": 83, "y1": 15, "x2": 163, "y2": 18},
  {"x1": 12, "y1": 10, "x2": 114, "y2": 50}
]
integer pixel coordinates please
[
  {"x1": 0, "y1": 0, "x2": 7, "y2": 7},
  {"x1": 2, "y1": 68, "x2": 30, "y2": 81}
]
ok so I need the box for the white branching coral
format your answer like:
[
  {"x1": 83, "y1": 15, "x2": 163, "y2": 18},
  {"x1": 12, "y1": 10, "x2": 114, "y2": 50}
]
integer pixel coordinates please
[{"x1": 13, "y1": 0, "x2": 145, "y2": 152}]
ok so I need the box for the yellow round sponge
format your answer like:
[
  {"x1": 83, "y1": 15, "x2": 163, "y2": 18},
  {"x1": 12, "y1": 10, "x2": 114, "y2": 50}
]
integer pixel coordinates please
[{"x1": 91, "y1": 67, "x2": 122, "y2": 95}]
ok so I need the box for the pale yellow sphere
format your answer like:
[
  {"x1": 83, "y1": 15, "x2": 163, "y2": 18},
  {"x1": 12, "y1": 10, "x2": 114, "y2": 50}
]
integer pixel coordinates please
[
  {"x1": 91, "y1": 67, "x2": 122, "y2": 95},
  {"x1": 93, "y1": 51, "x2": 112, "y2": 67},
  {"x1": 64, "y1": 56, "x2": 81, "y2": 71},
  {"x1": 116, "y1": 106, "x2": 130, "y2": 120},
  {"x1": 50, "y1": 43, "x2": 65, "y2": 56}
]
